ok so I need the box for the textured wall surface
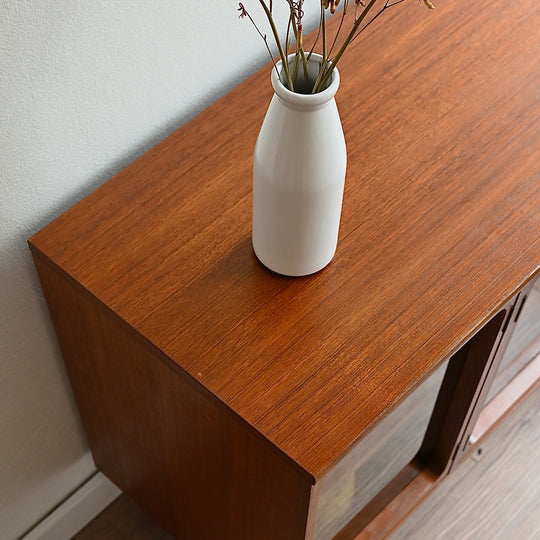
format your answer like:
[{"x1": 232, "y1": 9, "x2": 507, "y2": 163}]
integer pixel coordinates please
[{"x1": 0, "y1": 1, "x2": 318, "y2": 538}]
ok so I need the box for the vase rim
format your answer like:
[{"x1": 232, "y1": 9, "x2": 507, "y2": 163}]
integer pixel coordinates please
[{"x1": 271, "y1": 53, "x2": 340, "y2": 108}]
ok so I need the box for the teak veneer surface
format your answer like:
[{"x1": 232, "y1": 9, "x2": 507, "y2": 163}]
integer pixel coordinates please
[{"x1": 29, "y1": 0, "x2": 539, "y2": 480}]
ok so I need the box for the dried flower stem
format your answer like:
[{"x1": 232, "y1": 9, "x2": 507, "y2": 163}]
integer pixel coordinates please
[
  {"x1": 321, "y1": 1, "x2": 328, "y2": 62},
  {"x1": 285, "y1": 13, "x2": 293, "y2": 58},
  {"x1": 239, "y1": 3, "x2": 280, "y2": 78},
  {"x1": 308, "y1": 0, "x2": 329, "y2": 93},
  {"x1": 285, "y1": 1, "x2": 310, "y2": 90},
  {"x1": 257, "y1": 0, "x2": 294, "y2": 90},
  {"x1": 313, "y1": 0, "x2": 379, "y2": 93},
  {"x1": 328, "y1": 0, "x2": 350, "y2": 57},
  {"x1": 239, "y1": 0, "x2": 434, "y2": 94},
  {"x1": 297, "y1": 1, "x2": 310, "y2": 87}
]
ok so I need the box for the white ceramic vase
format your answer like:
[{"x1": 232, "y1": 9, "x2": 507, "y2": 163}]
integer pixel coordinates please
[{"x1": 252, "y1": 54, "x2": 347, "y2": 276}]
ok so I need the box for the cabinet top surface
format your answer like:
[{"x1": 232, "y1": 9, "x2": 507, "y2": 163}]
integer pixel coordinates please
[{"x1": 30, "y1": 0, "x2": 539, "y2": 479}]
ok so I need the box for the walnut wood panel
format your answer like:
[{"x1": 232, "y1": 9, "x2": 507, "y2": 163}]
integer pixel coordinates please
[
  {"x1": 29, "y1": 0, "x2": 540, "y2": 482},
  {"x1": 31, "y1": 252, "x2": 312, "y2": 540},
  {"x1": 70, "y1": 387, "x2": 540, "y2": 539}
]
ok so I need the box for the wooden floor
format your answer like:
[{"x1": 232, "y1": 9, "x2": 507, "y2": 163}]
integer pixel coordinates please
[
  {"x1": 390, "y1": 384, "x2": 540, "y2": 540},
  {"x1": 74, "y1": 383, "x2": 540, "y2": 540},
  {"x1": 73, "y1": 493, "x2": 173, "y2": 540}
]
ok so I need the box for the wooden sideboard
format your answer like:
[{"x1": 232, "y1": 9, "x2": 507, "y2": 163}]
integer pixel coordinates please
[{"x1": 29, "y1": 0, "x2": 539, "y2": 538}]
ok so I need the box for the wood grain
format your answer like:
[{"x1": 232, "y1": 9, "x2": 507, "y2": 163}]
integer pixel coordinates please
[
  {"x1": 353, "y1": 470, "x2": 437, "y2": 540},
  {"x1": 27, "y1": 0, "x2": 540, "y2": 498},
  {"x1": 332, "y1": 462, "x2": 423, "y2": 540},
  {"x1": 29, "y1": 0, "x2": 539, "y2": 488},
  {"x1": 71, "y1": 388, "x2": 540, "y2": 540},
  {"x1": 31, "y1": 252, "x2": 312, "y2": 539}
]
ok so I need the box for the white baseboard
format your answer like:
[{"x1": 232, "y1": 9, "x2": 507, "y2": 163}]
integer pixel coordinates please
[{"x1": 21, "y1": 472, "x2": 121, "y2": 540}]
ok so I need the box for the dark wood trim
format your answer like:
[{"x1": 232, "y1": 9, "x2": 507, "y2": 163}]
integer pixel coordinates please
[
  {"x1": 351, "y1": 470, "x2": 438, "y2": 540},
  {"x1": 332, "y1": 461, "x2": 422, "y2": 540},
  {"x1": 470, "y1": 352, "x2": 540, "y2": 444},
  {"x1": 417, "y1": 308, "x2": 508, "y2": 475},
  {"x1": 450, "y1": 281, "x2": 537, "y2": 468},
  {"x1": 415, "y1": 283, "x2": 537, "y2": 475},
  {"x1": 486, "y1": 280, "x2": 540, "y2": 400},
  {"x1": 305, "y1": 484, "x2": 321, "y2": 540}
]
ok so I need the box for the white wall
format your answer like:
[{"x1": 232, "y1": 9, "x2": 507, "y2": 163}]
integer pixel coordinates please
[{"x1": 0, "y1": 1, "x2": 320, "y2": 538}]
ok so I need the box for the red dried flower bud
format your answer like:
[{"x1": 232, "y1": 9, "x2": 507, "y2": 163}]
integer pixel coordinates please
[{"x1": 238, "y1": 3, "x2": 248, "y2": 18}]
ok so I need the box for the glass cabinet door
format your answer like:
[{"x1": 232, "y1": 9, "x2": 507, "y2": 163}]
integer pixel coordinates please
[
  {"x1": 485, "y1": 276, "x2": 540, "y2": 403},
  {"x1": 308, "y1": 277, "x2": 539, "y2": 539},
  {"x1": 313, "y1": 360, "x2": 449, "y2": 540}
]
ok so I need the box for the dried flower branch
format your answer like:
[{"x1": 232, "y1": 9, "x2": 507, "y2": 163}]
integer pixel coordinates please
[
  {"x1": 238, "y1": 3, "x2": 280, "y2": 78},
  {"x1": 238, "y1": 0, "x2": 434, "y2": 94}
]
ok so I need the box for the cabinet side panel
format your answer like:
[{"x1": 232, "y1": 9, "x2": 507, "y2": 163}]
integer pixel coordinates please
[{"x1": 31, "y1": 252, "x2": 312, "y2": 540}]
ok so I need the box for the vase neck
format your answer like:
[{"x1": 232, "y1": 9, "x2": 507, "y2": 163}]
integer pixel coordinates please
[{"x1": 271, "y1": 54, "x2": 340, "y2": 111}]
